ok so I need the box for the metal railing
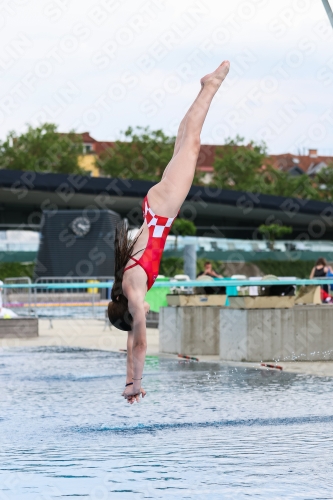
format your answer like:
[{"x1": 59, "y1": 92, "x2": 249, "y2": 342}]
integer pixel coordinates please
[
  {"x1": 4, "y1": 277, "x2": 333, "y2": 289},
  {"x1": 3, "y1": 277, "x2": 33, "y2": 318},
  {"x1": 2, "y1": 277, "x2": 333, "y2": 323},
  {"x1": 4, "y1": 277, "x2": 114, "y2": 320},
  {"x1": 35, "y1": 276, "x2": 114, "y2": 300}
]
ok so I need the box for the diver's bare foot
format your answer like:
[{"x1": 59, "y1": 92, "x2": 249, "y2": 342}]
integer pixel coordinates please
[{"x1": 200, "y1": 61, "x2": 230, "y2": 88}]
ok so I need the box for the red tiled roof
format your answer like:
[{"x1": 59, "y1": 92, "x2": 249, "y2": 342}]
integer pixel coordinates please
[
  {"x1": 80, "y1": 132, "x2": 97, "y2": 144},
  {"x1": 197, "y1": 149, "x2": 333, "y2": 173},
  {"x1": 196, "y1": 145, "x2": 216, "y2": 167},
  {"x1": 198, "y1": 166, "x2": 214, "y2": 172},
  {"x1": 66, "y1": 132, "x2": 114, "y2": 154},
  {"x1": 93, "y1": 141, "x2": 115, "y2": 155},
  {"x1": 67, "y1": 133, "x2": 333, "y2": 173},
  {"x1": 270, "y1": 153, "x2": 333, "y2": 172}
]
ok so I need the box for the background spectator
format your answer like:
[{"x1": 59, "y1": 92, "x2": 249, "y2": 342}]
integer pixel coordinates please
[
  {"x1": 310, "y1": 258, "x2": 333, "y2": 302},
  {"x1": 197, "y1": 261, "x2": 222, "y2": 279}
]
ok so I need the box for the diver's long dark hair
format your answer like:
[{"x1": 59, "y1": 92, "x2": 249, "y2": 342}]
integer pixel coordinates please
[
  {"x1": 111, "y1": 221, "x2": 141, "y2": 301},
  {"x1": 108, "y1": 221, "x2": 142, "y2": 331}
]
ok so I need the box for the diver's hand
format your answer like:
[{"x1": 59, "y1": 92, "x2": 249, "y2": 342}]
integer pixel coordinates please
[{"x1": 122, "y1": 385, "x2": 146, "y2": 404}]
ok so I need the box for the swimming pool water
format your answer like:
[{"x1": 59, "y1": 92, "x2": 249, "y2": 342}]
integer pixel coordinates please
[{"x1": 1, "y1": 347, "x2": 333, "y2": 499}]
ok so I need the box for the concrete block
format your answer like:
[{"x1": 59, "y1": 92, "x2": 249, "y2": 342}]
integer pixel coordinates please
[
  {"x1": 0, "y1": 318, "x2": 39, "y2": 338},
  {"x1": 229, "y1": 296, "x2": 295, "y2": 309},
  {"x1": 159, "y1": 306, "x2": 220, "y2": 355},
  {"x1": 167, "y1": 294, "x2": 227, "y2": 307},
  {"x1": 220, "y1": 305, "x2": 333, "y2": 362},
  {"x1": 295, "y1": 286, "x2": 321, "y2": 305}
]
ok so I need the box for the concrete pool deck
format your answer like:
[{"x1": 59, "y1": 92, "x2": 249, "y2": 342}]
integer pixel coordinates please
[
  {"x1": 1, "y1": 319, "x2": 333, "y2": 378},
  {"x1": 0, "y1": 319, "x2": 159, "y2": 354}
]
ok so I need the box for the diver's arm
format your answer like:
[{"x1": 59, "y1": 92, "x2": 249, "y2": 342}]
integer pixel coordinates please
[
  {"x1": 121, "y1": 332, "x2": 133, "y2": 396},
  {"x1": 122, "y1": 325, "x2": 147, "y2": 403},
  {"x1": 126, "y1": 332, "x2": 134, "y2": 384},
  {"x1": 122, "y1": 291, "x2": 147, "y2": 401},
  {"x1": 129, "y1": 302, "x2": 147, "y2": 392}
]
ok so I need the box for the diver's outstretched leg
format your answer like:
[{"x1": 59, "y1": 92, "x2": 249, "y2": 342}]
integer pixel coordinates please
[{"x1": 150, "y1": 60, "x2": 230, "y2": 214}]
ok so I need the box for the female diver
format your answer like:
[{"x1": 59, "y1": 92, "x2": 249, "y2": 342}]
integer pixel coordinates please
[{"x1": 108, "y1": 61, "x2": 230, "y2": 403}]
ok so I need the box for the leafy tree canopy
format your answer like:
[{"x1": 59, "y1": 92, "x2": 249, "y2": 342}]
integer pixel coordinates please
[
  {"x1": 212, "y1": 135, "x2": 267, "y2": 192},
  {"x1": 211, "y1": 135, "x2": 320, "y2": 200},
  {"x1": 171, "y1": 218, "x2": 197, "y2": 237},
  {"x1": 313, "y1": 164, "x2": 333, "y2": 202},
  {"x1": 0, "y1": 123, "x2": 85, "y2": 174},
  {"x1": 258, "y1": 224, "x2": 292, "y2": 250},
  {"x1": 170, "y1": 218, "x2": 197, "y2": 250},
  {"x1": 97, "y1": 126, "x2": 176, "y2": 181}
]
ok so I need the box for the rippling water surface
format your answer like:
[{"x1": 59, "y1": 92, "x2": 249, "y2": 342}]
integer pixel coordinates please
[{"x1": 1, "y1": 347, "x2": 333, "y2": 499}]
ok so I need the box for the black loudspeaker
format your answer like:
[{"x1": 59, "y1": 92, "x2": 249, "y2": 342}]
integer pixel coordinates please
[{"x1": 34, "y1": 209, "x2": 121, "y2": 278}]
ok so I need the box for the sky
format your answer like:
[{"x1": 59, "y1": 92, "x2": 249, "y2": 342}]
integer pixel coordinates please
[{"x1": 0, "y1": 0, "x2": 333, "y2": 155}]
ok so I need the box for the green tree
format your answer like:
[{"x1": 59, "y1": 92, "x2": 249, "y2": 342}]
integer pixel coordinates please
[
  {"x1": 170, "y1": 218, "x2": 197, "y2": 249},
  {"x1": 313, "y1": 163, "x2": 333, "y2": 202},
  {"x1": 0, "y1": 123, "x2": 85, "y2": 174},
  {"x1": 160, "y1": 257, "x2": 184, "y2": 276},
  {"x1": 212, "y1": 135, "x2": 267, "y2": 191},
  {"x1": 211, "y1": 135, "x2": 320, "y2": 200},
  {"x1": 258, "y1": 167, "x2": 319, "y2": 199},
  {"x1": 0, "y1": 262, "x2": 34, "y2": 280},
  {"x1": 258, "y1": 223, "x2": 292, "y2": 250},
  {"x1": 98, "y1": 126, "x2": 175, "y2": 181}
]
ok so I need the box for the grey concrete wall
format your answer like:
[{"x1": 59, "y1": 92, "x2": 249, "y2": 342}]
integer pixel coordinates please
[
  {"x1": 159, "y1": 306, "x2": 220, "y2": 355},
  {"x1": 220, "y1": 306, "x2": 333, "y2": 362},
  {"x1": 159, "y1": 307, "x2": 181, "y2": 354},
  {"x1": 0, "y1": 318, "x2": 39, "y2": 338},
  {"x1": 160, "y1": 305, "x2": 333, "y2": 360}
]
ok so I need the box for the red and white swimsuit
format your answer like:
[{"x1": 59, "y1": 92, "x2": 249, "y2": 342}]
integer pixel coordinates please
[{"x1": 124, "y1": 196, "x2": 177, "y2": 290}]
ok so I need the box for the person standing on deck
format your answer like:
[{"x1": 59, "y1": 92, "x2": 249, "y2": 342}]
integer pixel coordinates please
[{"x1": 310, "y1": 257, "x2": 333, "y2": 302}]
